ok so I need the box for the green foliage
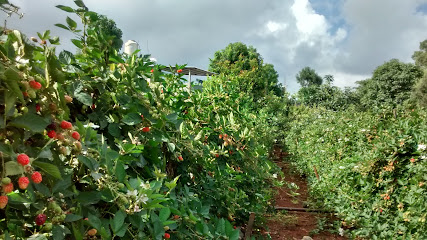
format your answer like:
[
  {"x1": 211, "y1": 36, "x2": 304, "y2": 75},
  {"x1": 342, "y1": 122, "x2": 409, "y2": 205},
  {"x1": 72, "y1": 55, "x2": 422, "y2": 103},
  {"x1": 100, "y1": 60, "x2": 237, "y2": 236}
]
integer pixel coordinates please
[
  {"x1": 297, "y1": 83, "x2": 357, "y2": 111},
  {"x1": 296, "y1": 66, "x2": 323, "y2": 87},
  {"x1": 412, "y1": 74, "x2": 427, "y2": 108},
  {"x1": 208, "y1": 42, "x2": 284, "y2": 99},
  {"x1": 356, "y1": 59, "x2": 423, "y2": 109},
  {"x1": 285, "y1": 106, "x2": 427, "y2": 239},
  {"x1": 412, "y1": 39, "x2": 427, "y2": 68}
]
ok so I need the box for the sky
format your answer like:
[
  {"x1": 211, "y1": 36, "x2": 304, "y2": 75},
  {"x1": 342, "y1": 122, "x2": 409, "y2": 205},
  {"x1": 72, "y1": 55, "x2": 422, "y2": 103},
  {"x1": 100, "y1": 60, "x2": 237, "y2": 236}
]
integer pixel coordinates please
[{"x1": 2, "y1": 0, "x2": 427, "y2": 92}]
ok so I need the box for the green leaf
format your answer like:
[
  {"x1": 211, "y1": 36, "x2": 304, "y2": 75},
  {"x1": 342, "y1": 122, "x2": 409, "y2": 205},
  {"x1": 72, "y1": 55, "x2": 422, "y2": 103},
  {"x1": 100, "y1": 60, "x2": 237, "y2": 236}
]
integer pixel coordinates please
[
  {"x1": 88, "y1": 213, "x2": 102, "y2": 229},
  {"x1": 78, "y1": 155, "x2": 99, "y2": 171},
  {"x1": 74, "y1": 91, "x2": 92, "y2": 106},
  {"x1": 167, "y1": 142, "x2": 175, "y2": 152},
  {"x1": 111, "y1": 210, "x2": 126, "y2": 233},
  {"x1": 115, "y1": 161, "x2": 126, "y2": 183},
  {"x1": 4, "y1": 89, "x2": 16, "y2": 116},
  {"x1": 52, "y1": 225, "x2": 66, "y2": 240},
  {"x1": 108, "y1": 123, "x2": 121, "y2": 137},
  {"x1": 122, "y1": 113, "x2": 142, "y2": 125},
  {"x1": 56, "y1": 5, "x2": 74, "y2": 12},
  {"x1": 76, "y1": 191, "x2": 101, "y2": 205},
  {"x1": 59, "y1": 50, "x2": 75, "y2": 65},
  {"x1": 27, "y1": 234, "x2": 48, "y2": 240},
  {"x1": 159, "y1": 208, "x2": 171, "y2": 222},
  {"x1": 52, "y1": 176, "x2": 72, "y2": 193},
  {"x1": 74, "y1": 0, "x2": 86, "y2": 8},
  {"x1": 72, "y1": 223, "x2": 83, "y2": 240},
  {"x1": 66, "y1": 17, "x2": 77, "y2": 30},
  {"x1": 215, "y1": 218, "x2": 225, "y2": 234},
  {"x1": 9, "y1": 113, "x2": 49, "y2": 133},
  {"x1": 71, "y1": 39, "x2": 83, "y2": 49},
  {"x1": 33, "y1": 182, "x2": 51, "y2": 196},
  {"x1": 4, "y1": 161, "x2": 24, "y2": 176},
  {"x1": 32, "y1": 161, "x2": 62, "y2": 179},
  {"x1": 65, "y1": 214, "x2": 83, "y2": 222},
  {"x1": 54, "y1": 24, "x2": 70, "y2": 31},
  {"x1": 3, "y1": 68, "x2": 24, "y2": 103}
]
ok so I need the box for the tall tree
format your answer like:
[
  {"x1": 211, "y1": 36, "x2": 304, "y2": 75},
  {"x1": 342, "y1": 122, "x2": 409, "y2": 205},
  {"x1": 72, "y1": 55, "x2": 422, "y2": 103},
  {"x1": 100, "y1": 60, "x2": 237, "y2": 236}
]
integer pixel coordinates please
[
  {"x1": 411, "y1": 39, "x2": 427, "y2": 107},
  {"x1": 296, "y1": 67, "x2": 323, "y2": 87},
  {"x1": 209, "y1": 42, "x2": 283, "y2": 98},
  {"x1": 357, "y1": 59, "x2": 423, "y2": 108}
]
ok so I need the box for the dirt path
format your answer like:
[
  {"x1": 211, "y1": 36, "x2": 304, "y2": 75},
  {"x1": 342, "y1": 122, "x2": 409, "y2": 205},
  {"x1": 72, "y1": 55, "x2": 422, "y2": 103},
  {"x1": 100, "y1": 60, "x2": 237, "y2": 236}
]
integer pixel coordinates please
[{"x1": 266, "y1": 149, "x2": 346, "y2": 240}]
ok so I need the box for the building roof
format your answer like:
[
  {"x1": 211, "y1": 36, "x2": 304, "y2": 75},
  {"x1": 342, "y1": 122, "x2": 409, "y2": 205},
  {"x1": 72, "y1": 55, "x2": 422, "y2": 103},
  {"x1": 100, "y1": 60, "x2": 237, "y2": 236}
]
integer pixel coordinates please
[{"x1": 161, "y1": 66, "x2": 216, "y2": 76}]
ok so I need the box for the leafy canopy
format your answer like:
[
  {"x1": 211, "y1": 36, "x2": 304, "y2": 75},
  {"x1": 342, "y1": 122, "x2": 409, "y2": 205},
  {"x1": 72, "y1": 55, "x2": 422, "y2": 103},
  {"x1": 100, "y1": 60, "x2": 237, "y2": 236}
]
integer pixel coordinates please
[
  {"x1": 357, "y1": 59, "x2": 423, "y2": 108},
  {"x1": 209, "y1": 42, "x2": 284, "y2": 99},
  {"x1": 296, "y1": 66, "x2": 323, "y2": 87}
]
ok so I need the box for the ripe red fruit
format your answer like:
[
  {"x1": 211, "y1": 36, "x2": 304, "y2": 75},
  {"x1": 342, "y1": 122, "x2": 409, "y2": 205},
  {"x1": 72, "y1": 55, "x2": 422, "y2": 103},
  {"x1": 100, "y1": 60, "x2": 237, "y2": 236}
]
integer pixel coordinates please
[
  {"x1": 17, "y1": 154, "x2": 30, "y2": 166},
  {"x1": 3, "y1": 183, "x2": 13, "y2": 193},
  {"x1": 60, "y1": 120, "x2": 72, "y2": 130},
  {"x1": 71, "y1": 131, "x2": 80, "y2": 140},
  {"x1": 142, "y1": 127, "x2": 150, "y2": 133},
  {"x1": 47, "y1": 130, "x2": 56, "y2": 139},
  {"x1": 141, "y1": 114, "x2": 144, "y2": 119},
  {"x1": 215, "y1": 154, "x2": 219, "y2": 158},
  {"x1": 36, "y1": 104, "x2": 41, "y2": 112},
  {"x1": 29, "y1": 80, "x2": 42, "y2": 90},
  {"x1": 410, "y1": 158, "x2": 415, "y2": 163},
  {"x1": 35, "y1": 213, "x2": 47, "y2": 225},
  {"x1": 177, "y1": 69, "x2": 183, "y2": 73},
  {"x1": 150, "y1": 69, "x2": 154, "y2": 73},
  {"x1": 219, "y1": 134, "x2": 223, "y2": 139},
  {"x1": 178, "y1": 156, "x2": 183, "y2": 161},
  {"x1": 91, "y1": 104, "x2": 95, "y2": 110},
  {"x1": 164, "y1": 233, "x2": 170, "y2": 239},
  {"x1": 18, "y1": 177, "x2": 30, "y2": 190},
  {"x1": 23, "y1": 91, "x2": 29, "y2": 97},
  {"x1": 31, "y1": 171, "x2": 42, "y2": 184},
  {"x1": 0, "y1": 196, "x2": 8, "y2": 209}
]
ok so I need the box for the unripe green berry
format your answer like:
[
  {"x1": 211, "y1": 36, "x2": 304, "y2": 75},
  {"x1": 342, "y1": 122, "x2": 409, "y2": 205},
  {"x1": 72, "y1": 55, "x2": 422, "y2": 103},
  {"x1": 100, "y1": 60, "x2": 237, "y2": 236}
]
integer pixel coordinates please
[{"x1": 1, "y1": 177, "x2": 11, "y2": 185}]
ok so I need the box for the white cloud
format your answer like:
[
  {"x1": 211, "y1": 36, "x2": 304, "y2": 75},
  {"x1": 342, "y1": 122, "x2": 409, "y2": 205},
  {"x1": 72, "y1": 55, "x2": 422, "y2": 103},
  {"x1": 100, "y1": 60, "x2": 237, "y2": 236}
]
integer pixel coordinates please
[{"x1": 1, "y1": 0, "x2": 427, "y2": 93}]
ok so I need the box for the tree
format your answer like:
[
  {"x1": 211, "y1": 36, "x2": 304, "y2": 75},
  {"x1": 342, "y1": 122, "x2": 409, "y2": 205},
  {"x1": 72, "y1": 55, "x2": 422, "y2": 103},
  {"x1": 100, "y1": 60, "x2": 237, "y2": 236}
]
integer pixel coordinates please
[
  {"x1": 411, "y1": 39, "x2": 427, "y2": 108},
  {"x1": 296, "y1": 67, "x2": 323, "y2": 87},
  {"x1": 208, "y1": 42, "x2": 283, "y2": 99},
  {"x1": 94, "y1": 14, "x2": 123, "y2": 51},
  {"x1": 357, "y1": 59, "x2": 423, "y2": 108},
  {"x1": 412, "y1": 40, "x2": 427, "y2": 68}
]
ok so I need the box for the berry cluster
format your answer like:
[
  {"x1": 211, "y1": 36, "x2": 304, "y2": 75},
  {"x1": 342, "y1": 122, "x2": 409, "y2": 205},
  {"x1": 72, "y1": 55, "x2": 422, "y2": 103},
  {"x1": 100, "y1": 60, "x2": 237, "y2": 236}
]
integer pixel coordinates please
[
  {"x1": 0, "y1": 154, "x2": 43, "y2": 209},
  {"x1": 45, "y1": 120, "x2": 82, "y2": 154}
]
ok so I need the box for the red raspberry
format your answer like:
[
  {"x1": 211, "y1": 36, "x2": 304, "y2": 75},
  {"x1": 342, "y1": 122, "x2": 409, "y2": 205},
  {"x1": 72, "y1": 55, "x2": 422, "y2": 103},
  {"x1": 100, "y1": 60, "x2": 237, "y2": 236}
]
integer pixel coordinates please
[
  {"x1": 47, "y1": 130, "x2": 56, "y2": 139},
  {"x1": 29, "y1": 80, "x2": 42, "y2": 90},
  {"x1": 3, "y1": 183, "x2": 13, "y2": 193},
  {"x1": 35, "y1": 213, "x2": 47, "y2": 225},
  {"x1": 71, "y1": 131, "x2": 80, "y2": 140},
  {"x1": 215, "y1": 154, "x2": 219, "y2": 158},
  {"x1": 0, "y1": 196, "x2": 8, "y2": 209},
  {"x1": 164, "y1": 233, "x2": 170, "y2": 239},
  {"x1": 178, "y1": 156, "x2": 183, "y2": 161},
  {"x1": 18, "y1": 177, "x2": 30, "y2": 190},
  {"x1": 141, "y1": 114, "x2": 144, "y2": 119},
  {"x1": 150, "y1": 69, "x2": 154, "y2": 73},
  {"x1": 36, "y1": 104, "x2": 41, "y2": 112},
  {"x1": 23, "y1": 91, "x2": 29, "y2": 97},
  {"x1": 177, "y1": 69, "x2": 183, "y2": 73},
  {"x1": 17, "y1": 154, "x2": 30, "y2": 166},
  {"x1": 31, "y1": 171, "x2": 42, "y2": 184},
  {"x1": 60, "y1": 120, "x2": 72, "y2": 130},
  {"x1": 142, "y1": 127, "x2": 150, "y2": 133}
]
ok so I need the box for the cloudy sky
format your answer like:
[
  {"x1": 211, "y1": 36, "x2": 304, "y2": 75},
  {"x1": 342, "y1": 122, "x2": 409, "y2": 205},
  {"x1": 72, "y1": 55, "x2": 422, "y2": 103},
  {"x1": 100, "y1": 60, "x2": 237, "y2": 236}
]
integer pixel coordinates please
[{"x1": 2, "y1": 0, "x2": 427, "y2": 92}]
